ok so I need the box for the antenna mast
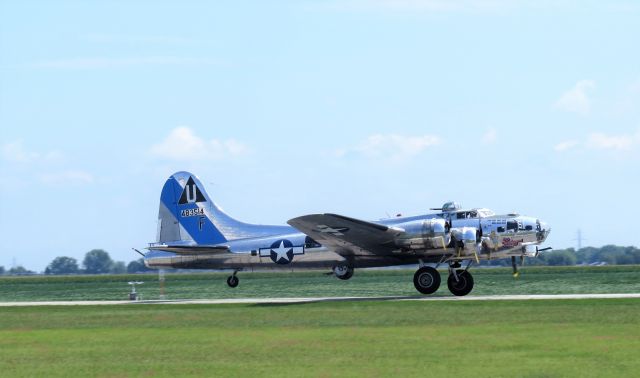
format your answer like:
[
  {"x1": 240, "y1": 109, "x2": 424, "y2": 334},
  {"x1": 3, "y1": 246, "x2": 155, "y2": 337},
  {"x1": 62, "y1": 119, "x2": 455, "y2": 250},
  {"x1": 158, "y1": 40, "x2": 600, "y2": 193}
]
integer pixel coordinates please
[{"x1": 574, "y1": 229, "x2": 587, "y2": 251}]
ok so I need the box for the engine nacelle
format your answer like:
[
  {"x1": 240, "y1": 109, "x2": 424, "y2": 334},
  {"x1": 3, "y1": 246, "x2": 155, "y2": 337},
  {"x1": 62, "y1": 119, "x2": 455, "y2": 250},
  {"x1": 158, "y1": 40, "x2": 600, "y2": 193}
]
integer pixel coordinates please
[
  {"x1": 451, "y1": 227, "x2": 477, "y2": 243},
  {"x1": 451, "y1": 227, "x2": 479, "y2": 256},
  {"x1": 395, "y1": 218, "x2": 450, "y2": 250}
]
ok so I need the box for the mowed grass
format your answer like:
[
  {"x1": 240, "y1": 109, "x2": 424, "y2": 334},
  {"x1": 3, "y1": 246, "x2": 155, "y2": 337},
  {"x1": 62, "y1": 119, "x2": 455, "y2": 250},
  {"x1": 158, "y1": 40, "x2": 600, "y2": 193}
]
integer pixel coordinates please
[
  {"x1": 0, "y1": 299, "x2": 639, "y2": 377},
  {"x1": 0, "y1": 265, "x2": 639, "y2": 301}
]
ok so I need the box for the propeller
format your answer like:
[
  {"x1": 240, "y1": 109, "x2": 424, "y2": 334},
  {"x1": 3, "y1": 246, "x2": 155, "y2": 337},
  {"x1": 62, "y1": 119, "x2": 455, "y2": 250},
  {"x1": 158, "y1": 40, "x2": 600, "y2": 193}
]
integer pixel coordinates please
[{"x1": 535, "y1": 246, "x2": 552, "y2": 258}]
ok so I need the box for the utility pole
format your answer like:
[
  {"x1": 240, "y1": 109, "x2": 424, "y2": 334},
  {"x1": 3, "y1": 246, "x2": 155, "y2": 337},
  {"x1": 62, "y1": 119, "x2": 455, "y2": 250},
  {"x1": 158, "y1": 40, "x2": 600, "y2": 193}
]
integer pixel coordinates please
[{"x1": 574, "y1": 229, "x2": 587, "y2": 251}]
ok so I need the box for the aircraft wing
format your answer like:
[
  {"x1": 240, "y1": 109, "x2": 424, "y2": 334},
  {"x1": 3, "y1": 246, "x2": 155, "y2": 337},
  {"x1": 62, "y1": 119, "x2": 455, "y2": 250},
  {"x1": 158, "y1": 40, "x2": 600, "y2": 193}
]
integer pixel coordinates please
[{"x1": 287, "y1": 213, "x2": 404, "y2": 256}]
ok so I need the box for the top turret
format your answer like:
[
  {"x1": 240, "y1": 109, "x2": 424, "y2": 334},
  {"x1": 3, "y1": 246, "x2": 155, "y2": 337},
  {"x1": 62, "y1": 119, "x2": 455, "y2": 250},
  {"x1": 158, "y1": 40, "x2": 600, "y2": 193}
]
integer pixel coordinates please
[{"x1": 430, "y1": 201, "x2": 461, "y2": 212}]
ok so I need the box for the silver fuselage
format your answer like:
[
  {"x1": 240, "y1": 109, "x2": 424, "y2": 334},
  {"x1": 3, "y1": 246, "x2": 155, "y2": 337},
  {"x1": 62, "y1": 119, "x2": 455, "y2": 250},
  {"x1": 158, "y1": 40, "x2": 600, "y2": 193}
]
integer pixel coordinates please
[{"x1": 145, "y1": 209, "x2": 550, "y2": 271}]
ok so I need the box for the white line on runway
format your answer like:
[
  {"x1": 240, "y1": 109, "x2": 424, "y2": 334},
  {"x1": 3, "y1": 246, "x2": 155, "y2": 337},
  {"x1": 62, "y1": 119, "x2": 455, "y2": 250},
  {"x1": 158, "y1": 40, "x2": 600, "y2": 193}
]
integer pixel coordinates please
[{"x1": 0, "y1": 293, "x2": 639, "y2": 307}]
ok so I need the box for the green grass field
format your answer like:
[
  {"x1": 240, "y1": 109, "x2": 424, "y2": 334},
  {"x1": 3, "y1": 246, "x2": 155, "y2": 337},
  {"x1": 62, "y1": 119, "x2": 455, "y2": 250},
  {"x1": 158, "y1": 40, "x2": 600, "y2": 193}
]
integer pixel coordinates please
[
  {"x1": 1, "y1": 299, "x2": 639, "y2": 377},
  {"x1": 1, "y1": 267, "x2": 639, "y2": 377},
  {"x1": 0, "y1": 265, "x2": 639, "y2": 301}
]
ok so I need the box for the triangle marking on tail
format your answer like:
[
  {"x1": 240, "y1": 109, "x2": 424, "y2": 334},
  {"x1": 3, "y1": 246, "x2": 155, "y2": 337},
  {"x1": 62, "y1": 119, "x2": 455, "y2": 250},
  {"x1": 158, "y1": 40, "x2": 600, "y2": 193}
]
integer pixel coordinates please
[{"x1": 178, "y1": 177, "x2": 207, "y2": 204}]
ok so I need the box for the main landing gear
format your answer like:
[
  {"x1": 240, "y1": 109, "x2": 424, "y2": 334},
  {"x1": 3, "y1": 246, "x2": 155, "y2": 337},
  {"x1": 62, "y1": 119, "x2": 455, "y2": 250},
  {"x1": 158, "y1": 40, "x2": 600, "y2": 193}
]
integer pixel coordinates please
[
  {"x1": 413, "y1": 266, "x2": 441, "y2": 294},
  {"x1": 333, "y1": 265, "x2": 354, "y2": 280},
  {"x1": 226, "y1": 270, "x2": 239, "y2": 288},
  {"x1": 412, "y1": 262, "x2": 475, "y2": 296},
  {"x1": 446, "y1": 269, "x2": 474, "y2": 296}
]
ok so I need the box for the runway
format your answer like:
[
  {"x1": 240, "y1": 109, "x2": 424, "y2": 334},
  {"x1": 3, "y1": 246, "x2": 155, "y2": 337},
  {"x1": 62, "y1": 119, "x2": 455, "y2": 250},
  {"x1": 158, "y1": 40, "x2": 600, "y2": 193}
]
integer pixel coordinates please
[{"x1": 0, "y1": 293, "x2": 639, "y2": 307}]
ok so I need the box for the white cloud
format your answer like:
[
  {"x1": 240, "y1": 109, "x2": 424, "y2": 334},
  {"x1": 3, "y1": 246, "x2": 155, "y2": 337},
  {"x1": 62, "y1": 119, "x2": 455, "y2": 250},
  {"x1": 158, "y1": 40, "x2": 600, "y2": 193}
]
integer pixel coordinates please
[
  {"x1": 314, "y1": 1, "x2": 631, "y2": 14},
  {"x1": 1, "y1": 140, "x2": 63, "y2": 163},
  {"x1": 149, "y1": 127, "x2": 249, "y2": 161},
  {"x1": 554, "y1": 140, "x2": 579, "y2": 152},
  {"x1": 83, "y1": 34, "x2": 198, "y2": 45},
  {"x1": 317, "y1": 0, "x2": 522, "y2": 13},
  {"x1": 554, "y1": 131, "x2": 640, "y2": 153},
  {"x1": 39, "y1": 170, "x2": 94, "y2": 185},
  {"x1": 554, "y1": 80, "x2": 595, "y2": 115},
  {"x1": 481, "y1": 128, "x2": 497, "y2": 144},
  {"x1": 586, "y1": 132, "x2": 635, "y2": 151},
  {"x1": 32, "y1": 56, "x2": 219, "y2": 69},
  {"x1": 340, "y1": 133, "x2": 442, "y2": 161},
  {"x1": 1, "y1": 141, "x2": 39, "y2": 163}
]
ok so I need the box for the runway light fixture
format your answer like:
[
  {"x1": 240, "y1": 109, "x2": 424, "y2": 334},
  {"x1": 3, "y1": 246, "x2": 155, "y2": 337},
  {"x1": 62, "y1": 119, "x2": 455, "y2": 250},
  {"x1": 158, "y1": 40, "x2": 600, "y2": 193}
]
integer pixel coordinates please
[{"x1": 128, "y1": 281, "x2": 144, "y2": 301}]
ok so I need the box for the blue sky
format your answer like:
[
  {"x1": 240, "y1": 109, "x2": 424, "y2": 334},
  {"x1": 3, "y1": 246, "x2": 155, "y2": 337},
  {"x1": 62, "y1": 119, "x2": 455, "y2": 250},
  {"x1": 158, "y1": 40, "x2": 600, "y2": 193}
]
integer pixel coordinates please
[{"x1": 1, "y1": 1, "x2": 639, "y2": 271}]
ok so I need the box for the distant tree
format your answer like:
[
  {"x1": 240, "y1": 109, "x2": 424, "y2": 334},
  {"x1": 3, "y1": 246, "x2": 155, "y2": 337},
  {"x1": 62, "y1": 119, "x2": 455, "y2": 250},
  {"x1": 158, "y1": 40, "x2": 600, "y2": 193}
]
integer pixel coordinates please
[
  {"x1": 628, "y1": 247, "x2": 640, "y2": 264},
  {"x1": 575, "y1": 247, "x2": 593, "y2": 264},
  {"x1": 127, "y1": 258, "x2": 150, "y2": 273},
  {"x1": 593, "y1": 245, "x2": 623, "y2": 265},
  {"x1": 0, "y1": 266, "x2": 5, "y2": 275},
  {"x1": 45, "y1": 256, "x2": 79, "y2": 275},
  {"x1": 110, "y1": 261, "x2": 127, "y2": 274},
  {"x1": 8, "y1": 266, "x2": 34, "y2": 275},
  {"x1": 546, "y1": 250, "x2": 577, "y2": 266},
  {"x1": 83, "y1": 249, "x2": 113, "y2": 274},
  {"x1": 473, "y1": 245, "x2": 639, "y2": 267}
]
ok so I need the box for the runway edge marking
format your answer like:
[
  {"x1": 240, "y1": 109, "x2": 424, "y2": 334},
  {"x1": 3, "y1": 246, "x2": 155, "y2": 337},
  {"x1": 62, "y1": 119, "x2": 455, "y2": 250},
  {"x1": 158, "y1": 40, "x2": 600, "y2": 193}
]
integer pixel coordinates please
[{"x1": 1, "y1": 293, "x2": 640, "y2": 307}]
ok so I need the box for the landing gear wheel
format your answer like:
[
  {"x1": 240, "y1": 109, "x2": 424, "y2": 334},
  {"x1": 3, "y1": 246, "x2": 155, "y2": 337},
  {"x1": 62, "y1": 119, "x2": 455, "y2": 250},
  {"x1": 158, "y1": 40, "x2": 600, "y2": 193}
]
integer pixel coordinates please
[
  {"x1": 227, "y1": 275, "x2": 239, "y2": 288},
  {"x1": 333, "y1": 265, "x2": 354, "y2": 280},
  {"x1": 413, "y1": 266, "x2": 441, "y2": 295},
  {"x1": 447, "y1": 270, "x2": 474, "y2": 296}
]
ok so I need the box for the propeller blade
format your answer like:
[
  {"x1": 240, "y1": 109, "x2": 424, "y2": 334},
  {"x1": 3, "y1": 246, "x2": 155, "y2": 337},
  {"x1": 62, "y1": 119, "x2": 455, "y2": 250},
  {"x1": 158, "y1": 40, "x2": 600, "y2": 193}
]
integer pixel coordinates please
[{"x1": 535, "y1": 246, "x2": 551, "y2": 258}]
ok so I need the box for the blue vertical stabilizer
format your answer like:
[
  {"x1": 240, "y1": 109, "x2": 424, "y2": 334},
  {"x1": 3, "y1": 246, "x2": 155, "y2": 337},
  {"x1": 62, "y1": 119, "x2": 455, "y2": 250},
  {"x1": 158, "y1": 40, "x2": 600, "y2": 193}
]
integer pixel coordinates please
[{"x1": 156, "y1": 171, "x2": 293, "y2": 245}]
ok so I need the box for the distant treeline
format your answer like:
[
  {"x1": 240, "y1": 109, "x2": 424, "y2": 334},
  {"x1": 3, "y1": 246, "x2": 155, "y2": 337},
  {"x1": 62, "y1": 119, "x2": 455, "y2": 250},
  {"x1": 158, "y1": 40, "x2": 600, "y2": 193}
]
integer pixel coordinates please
[
  {"x1": 1, "y1": 245, "x2": 640, "y2": 275},
  {"x1": 481, "y1": 245, "x2": 640, "y2": 267},
  {"x1": 0, "y1": 249, "x2": 152, "y2": 276}
]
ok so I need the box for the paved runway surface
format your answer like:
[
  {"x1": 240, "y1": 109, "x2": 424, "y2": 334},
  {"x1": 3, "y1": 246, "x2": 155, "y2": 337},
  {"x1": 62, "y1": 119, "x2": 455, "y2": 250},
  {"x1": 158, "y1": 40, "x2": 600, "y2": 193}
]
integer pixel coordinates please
[{"x1": 1, "y1": 293, "x2": 639, "y2": 307}]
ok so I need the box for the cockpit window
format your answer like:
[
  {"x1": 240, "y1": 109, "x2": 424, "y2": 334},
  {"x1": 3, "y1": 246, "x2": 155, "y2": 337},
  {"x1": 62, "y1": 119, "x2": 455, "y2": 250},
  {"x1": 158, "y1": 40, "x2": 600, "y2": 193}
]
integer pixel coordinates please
[
  {"x1": 454, "y1": 209, "x2": 494, "y2": 218},
  {"x1": 456, "y1": 211, "x2": 480, "y2": 219}
]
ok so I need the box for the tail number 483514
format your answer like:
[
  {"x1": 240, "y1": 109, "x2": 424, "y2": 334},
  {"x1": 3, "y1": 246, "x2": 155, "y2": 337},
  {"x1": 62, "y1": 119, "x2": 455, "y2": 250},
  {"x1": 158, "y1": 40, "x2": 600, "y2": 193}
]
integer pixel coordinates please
[{"x1": 181, "y1": 208, "x2": 205, "y2": 217}]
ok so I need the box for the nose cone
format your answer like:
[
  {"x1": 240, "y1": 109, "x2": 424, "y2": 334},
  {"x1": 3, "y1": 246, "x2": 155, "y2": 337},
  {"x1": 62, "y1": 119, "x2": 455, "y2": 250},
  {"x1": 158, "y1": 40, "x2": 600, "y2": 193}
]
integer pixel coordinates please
[{"x1": 538, "y1": 219, "x2": 551, "y2": 241}]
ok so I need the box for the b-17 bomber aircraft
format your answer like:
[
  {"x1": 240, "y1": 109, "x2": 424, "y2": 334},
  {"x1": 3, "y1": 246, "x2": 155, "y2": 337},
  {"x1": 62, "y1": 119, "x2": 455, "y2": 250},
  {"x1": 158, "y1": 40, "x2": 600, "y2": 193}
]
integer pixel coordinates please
[{"x1": 144, "y1": 172, "x2": 551, "y2": 296}]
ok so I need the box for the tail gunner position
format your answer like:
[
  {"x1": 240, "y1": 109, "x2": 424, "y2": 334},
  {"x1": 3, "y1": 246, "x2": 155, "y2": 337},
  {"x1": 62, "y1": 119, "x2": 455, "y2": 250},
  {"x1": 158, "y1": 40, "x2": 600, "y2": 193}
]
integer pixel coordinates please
[{"x1": 144, "y1": 172, "x2": 551, "y2": 296}]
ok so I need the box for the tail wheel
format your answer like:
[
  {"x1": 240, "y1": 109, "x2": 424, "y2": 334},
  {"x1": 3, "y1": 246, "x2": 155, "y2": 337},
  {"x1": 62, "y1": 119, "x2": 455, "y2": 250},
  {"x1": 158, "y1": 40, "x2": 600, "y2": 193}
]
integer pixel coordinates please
[
  {"x1": 333, "y1": 265, "x2": 354, "y2": 280},
  {"x1": 413, "y1": 266, "x2": 441, "y2": 295},
  {"x1": 227, "y1": 275, "x2": 239, "y2": 288},
  {"x1": 447, "y1": 270, "x2": 474, "y2": 296}
]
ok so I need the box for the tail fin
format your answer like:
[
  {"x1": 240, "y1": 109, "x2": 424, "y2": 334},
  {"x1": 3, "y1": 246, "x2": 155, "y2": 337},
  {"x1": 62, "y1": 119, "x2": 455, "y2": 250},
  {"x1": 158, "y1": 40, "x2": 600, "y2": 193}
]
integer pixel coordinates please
[{"x1": 156, "y1": 171, "x2": 291, "y2": 245}]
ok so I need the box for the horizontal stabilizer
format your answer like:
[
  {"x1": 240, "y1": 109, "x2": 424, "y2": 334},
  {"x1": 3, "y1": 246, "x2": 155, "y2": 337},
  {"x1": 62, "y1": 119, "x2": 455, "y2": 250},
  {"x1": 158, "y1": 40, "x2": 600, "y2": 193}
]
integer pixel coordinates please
[{"x1": 147, "y1": 245, "x2": 230, "y2": 255}]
